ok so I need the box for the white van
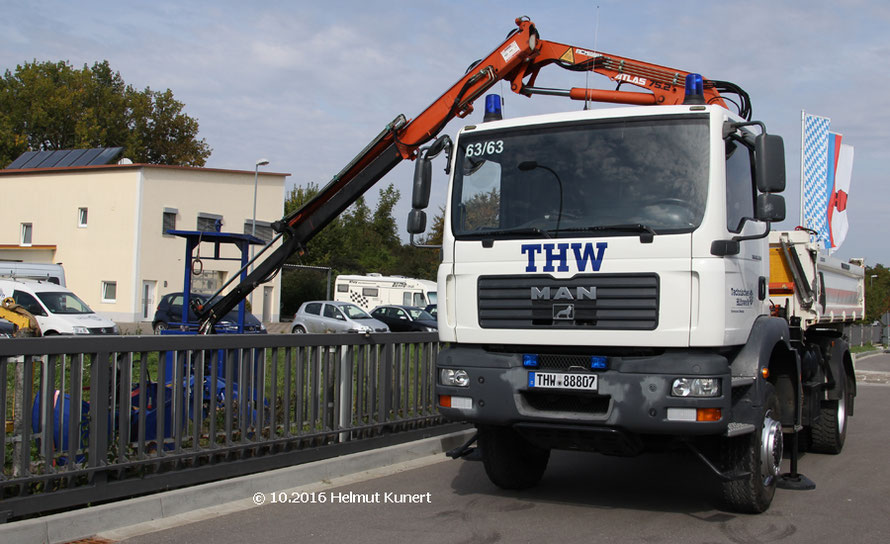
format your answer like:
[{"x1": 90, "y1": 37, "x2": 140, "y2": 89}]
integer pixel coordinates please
[
  {"x1": 0, "y1": 279, "x2": 118, "y2": 335},
  {"x1": 334, "y1": 273, "x2": 437, "y2": 311},
  {"x1": 0, "y1": 261, "x2": 66, "y2": 286}
]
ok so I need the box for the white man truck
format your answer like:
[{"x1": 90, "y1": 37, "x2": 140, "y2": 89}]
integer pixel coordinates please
[
  {"x1": 412, "y1": 101, "x2": 863, "y2": 513},
  {"x1": 195, "y1": 18, "x2": 862, "y2": 514}
]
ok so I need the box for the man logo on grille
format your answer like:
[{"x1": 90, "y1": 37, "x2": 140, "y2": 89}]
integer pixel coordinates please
[{"x1": 553, "y1": 304, "x2": 574, "y2": 320}]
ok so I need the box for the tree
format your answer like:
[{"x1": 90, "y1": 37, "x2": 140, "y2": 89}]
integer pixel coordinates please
[
  {"x1": 865, "y1": 264, "x2": 890, "y2": 323},
  {"x1": 0, "y1": 60, "x2": 210, "y2": 167},
  {"x1": 279, "y1": 182, "x2": 411, "y2": 315}
]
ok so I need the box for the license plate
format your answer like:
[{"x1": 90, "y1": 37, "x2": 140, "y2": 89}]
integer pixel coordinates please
[{"x1": 528, "y1": 371, "x2": 597, "y2": 391}]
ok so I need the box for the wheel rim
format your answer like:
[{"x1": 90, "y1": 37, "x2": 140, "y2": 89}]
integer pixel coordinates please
[
  {"x1": 761, "y1": 410, "x2": 783, "y2": 483},
  {"x1": 293, "y1": 326, "x2": 305, "y2": 334},
  {"x1": 837, "y1": 391, "x2": 847, "y2": 436}
]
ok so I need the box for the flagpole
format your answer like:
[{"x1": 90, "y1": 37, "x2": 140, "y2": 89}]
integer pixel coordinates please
[{"x1": 799, "y1": 110, "x2": 806, "y2": 228}]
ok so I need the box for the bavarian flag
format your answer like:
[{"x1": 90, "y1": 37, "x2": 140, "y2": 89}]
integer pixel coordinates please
[{"x1": 801, "y1": 112, "x2": 854, "y2": 252}]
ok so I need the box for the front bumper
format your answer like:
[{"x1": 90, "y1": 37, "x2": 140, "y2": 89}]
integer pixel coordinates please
[{"x1": 436, "y1": 345, "x2": 731, "y2": 436}]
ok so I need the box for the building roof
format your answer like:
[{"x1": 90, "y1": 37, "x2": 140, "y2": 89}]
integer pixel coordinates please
[{"x1": 0, "y1": 161, "x2": 290, "y2": 178}]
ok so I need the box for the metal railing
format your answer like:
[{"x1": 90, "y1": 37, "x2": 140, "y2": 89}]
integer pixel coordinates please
[
  {"x1": 1, "y1": 331, "x2": 445, "y2": 521},
  {"x1": 844, "y1": 322, "x2": 885, "y2": 347}
]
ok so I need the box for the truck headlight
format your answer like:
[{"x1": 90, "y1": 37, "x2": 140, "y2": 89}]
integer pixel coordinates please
[
  {"x1": 671, "y1": 378, "x2": 720, "y2": 397},
  {"x1": 72, "y1": 326, "x2": 90, "y2": 335},
  {"x1": 440, "y1": 368, "x2": 469, "y2": 387}
]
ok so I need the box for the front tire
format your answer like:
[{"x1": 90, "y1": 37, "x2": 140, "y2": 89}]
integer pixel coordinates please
[
  {"x1": 809, "y1": 373, "x2": 851, "y2": 454},
  {"x1": 721, "y1": 382, "x2": 782, "y2": 513},
  {"x1": 479, "y1": 425, "x2": 550, "y2": 490}
]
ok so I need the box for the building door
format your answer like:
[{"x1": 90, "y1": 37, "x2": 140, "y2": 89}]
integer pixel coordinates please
[
  {"x1": 262, "y1": 286, "x2": 273, "y2": 323},
  {"x1": 141, "y1": 281, "x2": 156, "y2": 320}
]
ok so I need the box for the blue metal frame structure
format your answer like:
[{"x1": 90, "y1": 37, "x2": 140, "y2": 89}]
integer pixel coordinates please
[{"x1": 165, "y1": 229, "x2": 265, "y2": 334}]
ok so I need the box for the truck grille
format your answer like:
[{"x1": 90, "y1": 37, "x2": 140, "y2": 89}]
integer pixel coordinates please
[{"x1": 477, "y1": 274, "x2": 658, "y2": 330}]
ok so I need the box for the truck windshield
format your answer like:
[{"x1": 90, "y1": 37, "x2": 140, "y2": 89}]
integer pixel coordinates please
[{"x1": 451, "y1": 116, "x2": 709, "y2": 238}]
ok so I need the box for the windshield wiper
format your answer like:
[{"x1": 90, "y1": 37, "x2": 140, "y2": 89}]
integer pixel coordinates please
[
  {"x1": 558, "y1": 223, "x2": 657, "y2": 242},
  {"x1": 475, "y1": 227, "x2": 552, "y2": 239},
  {"x1": 471, "y1": 227, "x2": 553, "y2": 247}
]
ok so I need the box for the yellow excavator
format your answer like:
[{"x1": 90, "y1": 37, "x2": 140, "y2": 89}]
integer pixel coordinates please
[{"x1": 1, "y1": 296, "x2": 41, "y2": 337}]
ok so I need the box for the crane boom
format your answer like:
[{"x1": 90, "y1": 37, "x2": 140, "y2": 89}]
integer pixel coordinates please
[{"x1": 198, "y1": 17, "x2": 749, "y2": 333}]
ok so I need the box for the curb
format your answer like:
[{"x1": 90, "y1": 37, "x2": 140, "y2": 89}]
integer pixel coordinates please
[{"x1": 0, "y1": 429, "x2": 474, "y2": 544}]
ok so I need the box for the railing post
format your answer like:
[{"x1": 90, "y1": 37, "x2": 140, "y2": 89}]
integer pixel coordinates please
[
  {"x1": 88, "y1": 351, "x2": 111, "y2": 482},
  {"x1": 339, "y1": 345, "x2": 353, "y2": 442},
  {"x1": 11, "y1": 356, "x2": 27, "y2": 478},
  {"x1": 380, "y1": 342, "x2": 394, "y2": 423}
]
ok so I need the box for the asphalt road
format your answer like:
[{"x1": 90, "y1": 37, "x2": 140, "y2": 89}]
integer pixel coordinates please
[{"x1": 118, "y1": 352, "x2": 890, "y2": 544}]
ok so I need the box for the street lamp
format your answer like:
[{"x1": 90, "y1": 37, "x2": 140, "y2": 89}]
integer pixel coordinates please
[
  {"x1": 253, "y1": 158, "x2": 270, "y2": 239},
  {"x1": 250, "y1": 159, "x2": 270, "y2": 314},
  {"x1": 871, "y1": 274, "x2": 878, "y2": 287}
]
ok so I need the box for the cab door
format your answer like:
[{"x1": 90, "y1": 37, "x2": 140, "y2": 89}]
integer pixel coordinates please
[{"x1": 722, "y1": 138, "x2": 767, "y2": 344}]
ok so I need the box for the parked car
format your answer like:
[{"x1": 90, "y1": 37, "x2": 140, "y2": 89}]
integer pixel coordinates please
[
  {"x1": 0, "y1": 278, "x2": 118, "y2": 335},
  {"x1": 153, "y1": 292, "x2": 265, "y2": 334},
  {"x1": 291, "y1": 301, "x2": 389, "y2": 334},
  {"x1": 370, "y1": 305, "x2": 437, "y2": 332},
  {"x1": 424, "y1": 304, "x2": 437, "y2": 319}
]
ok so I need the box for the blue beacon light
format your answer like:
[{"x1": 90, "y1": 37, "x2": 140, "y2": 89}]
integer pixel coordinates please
[
  {"x1": 683, "y1": 73, "x2": 705, "y2": 105},
  {"x1": 483, "y1": 94, "x2": 503, "y2": 122}
]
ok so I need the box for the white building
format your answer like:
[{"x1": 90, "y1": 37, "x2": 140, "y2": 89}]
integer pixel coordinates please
[{"x1": 0, "y1": 161, "x2": 288, "y2": 325}]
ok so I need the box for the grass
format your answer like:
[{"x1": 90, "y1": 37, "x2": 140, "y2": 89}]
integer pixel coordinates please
[{"x1": 851, "y1": 343, "x2": 884, "y2": 354}]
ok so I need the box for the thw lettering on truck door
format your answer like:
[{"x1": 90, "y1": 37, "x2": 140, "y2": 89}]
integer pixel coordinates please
[{"x1": 521, "y1": 242, "x2": 608, "y2": 272}]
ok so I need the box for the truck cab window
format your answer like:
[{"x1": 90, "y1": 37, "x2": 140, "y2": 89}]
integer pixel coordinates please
[{"x1": 725, "y1": 139, "x2": 756, "y2": 233}]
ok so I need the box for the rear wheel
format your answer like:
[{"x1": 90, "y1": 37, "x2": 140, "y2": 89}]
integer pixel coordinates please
[
  {"x1": 291, "y1": 324, "x2": 306, "y2": 334},
  {"x1": 479, "y1": 425, "x2": 550, "y2": 490},
  {"x1": 153, "y1": 321, "x2": 167, "y2": 334},
  {"x1": 809, "y1": 373, "x2": 851, "y2": 454},
  {"x1": 721, "y1": 382, "x2": 782, "y2": 513}
]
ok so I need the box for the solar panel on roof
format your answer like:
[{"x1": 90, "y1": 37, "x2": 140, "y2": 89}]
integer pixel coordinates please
[
  {"x1": 5, "y1": 151, "x2": 38, "y2": 169},
  {"x1": 69, "y1": 148, "x2": 103, "y2": 166},
  {"x1": 4, "y1": 147, "x2": 125, "y2": 169},
  {"x1": 27, "y1": 150, "x2": 57, "y2": 168},
  {"x1": 93, "y1": 147, "x2": 124, "y2": 166},
  {"x1": 43, "y1": 149, "x2": 78, "y2": 168}
]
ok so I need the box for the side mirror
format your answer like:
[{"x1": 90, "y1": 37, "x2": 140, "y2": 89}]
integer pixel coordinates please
[
  {"x1": 411, "y1": 135, "x2": 451, "y2": 209},
  {"x1": 412, "y1": 156, "x2": 432, "y2": 209},
  {"x1": 407, "y1": 209, "x2": 427, "y2": 234},
  {"x1": 754, "y1": 133, "x2": 786, "y2": 193},
  {"x1": 756, "y1": 193, "x2": 786, "y2": 222}
]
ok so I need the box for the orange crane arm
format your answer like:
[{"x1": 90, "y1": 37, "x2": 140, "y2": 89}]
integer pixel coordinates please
[{"x1": 198, "y1": 17, "x2": 748, "y2": 332}]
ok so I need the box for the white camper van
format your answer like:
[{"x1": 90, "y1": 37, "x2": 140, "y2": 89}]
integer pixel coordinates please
[
  {"x1": 334, "y1": 274, "x2": 436, "y2": 311},
  {"x1": 0, "y1": 261, "x2": 66, "y2": 286}
]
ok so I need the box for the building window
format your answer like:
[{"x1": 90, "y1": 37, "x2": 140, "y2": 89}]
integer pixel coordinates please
[
  {"x1": 163, "y1": 208, "x2": 178, "y2": 235},
  {"x1": 197, "y1": 212, "x2": 223, "y2": 232},
  {"x1": 243, "y1": 220, "x2": 274, "y2": 242},
  {"x1": 78, "y1": 207, "x2": 88, "y2": 227},
  {"x1": 20, "y1": 223, "x2": 32, "y2": 246},
  {"x1": 101, "y1": 281, "x2": 117, "y2": 303}
]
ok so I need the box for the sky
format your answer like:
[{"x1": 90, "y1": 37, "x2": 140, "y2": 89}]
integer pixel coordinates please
[{"x1": 3, "y1": 0, "x2": 888, "y2": 266}]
